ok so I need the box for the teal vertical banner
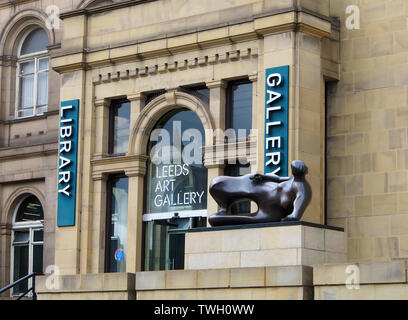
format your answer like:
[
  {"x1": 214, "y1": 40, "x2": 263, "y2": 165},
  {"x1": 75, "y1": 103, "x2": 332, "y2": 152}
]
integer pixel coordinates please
[
  {"x1": 264, "y1": 66, "x2": 289, "y2": 176},
  {"x1": 57, "y1": 99, "x2": 79, "y2": 227}
]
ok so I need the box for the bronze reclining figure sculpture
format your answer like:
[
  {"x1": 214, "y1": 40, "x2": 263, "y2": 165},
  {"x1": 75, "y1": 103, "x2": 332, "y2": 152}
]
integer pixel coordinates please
[{"x1": 208, "y1": 160, "x2": 312, "y2": 226}]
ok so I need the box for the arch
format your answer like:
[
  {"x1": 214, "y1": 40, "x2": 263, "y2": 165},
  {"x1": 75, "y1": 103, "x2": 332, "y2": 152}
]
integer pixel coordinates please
[
  {"x1": 3, "y1": 186, "x2": 46, "y2": 225},
  {"x1": 77, "y1": 0, "x2": 115, "y2": 9},
  {"x1": 19, "y1": 27, "x2": 49, "y2": 56},
  {"x1": 128, "y1": 91, "x2": 215, "y2": 155},
  {"x1": 0, "y1": 8, "x2": 55, "y2": 57}
]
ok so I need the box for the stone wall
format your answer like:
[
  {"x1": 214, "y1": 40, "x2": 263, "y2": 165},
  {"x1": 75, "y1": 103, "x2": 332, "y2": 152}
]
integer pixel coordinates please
[{"x1": 326, "y1": 0, "x2": 408, "y2": 262}]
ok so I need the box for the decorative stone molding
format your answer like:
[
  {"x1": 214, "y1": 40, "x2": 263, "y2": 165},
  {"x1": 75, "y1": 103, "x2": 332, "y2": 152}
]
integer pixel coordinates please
[
  {"x1": 91, "y1": 47, "x2": 258, "y2": 85},
  {"x1": 206, "y1": 79, "x2": 227, "y2": 89},
  {"x1": 94, "y1": 98, "x2": 110, "y2": 108},
  {"x1": 127, "y1": 93, "x2": 146, "y2": 102},
  {"x1": 3, "y1": 186, "x2": 46, "y2": 224},
  {"x1": 129, "y1": 91, "x2": 214, "y2": 156},
  {"x1": 0, "y1": 55, "x2": 17, "y2": 67},
  {"x1": 0, "y1": 223, "x2": 12, "y2": 236},
  {"x1": 0, "y1": 8, "x2": 56, "y2": 56},
  {"x1": 91, "y1": 154, "x2": 148, "y2": 178}
]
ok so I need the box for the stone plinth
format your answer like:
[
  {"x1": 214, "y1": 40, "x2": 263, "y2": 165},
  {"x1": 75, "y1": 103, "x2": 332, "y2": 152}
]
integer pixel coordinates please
[
  {"x1": 185, "y1": 221, "x2": 346, "y2": 270},
  {"x1": 135, "y1": 265, "x2": 313, "y2": 300}
]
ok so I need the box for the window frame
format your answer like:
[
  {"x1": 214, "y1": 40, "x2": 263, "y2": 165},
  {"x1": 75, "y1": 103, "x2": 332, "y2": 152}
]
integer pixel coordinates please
[
  {"x1": 108, "y1": 99, "x2": 131, "y2": 156},
  {"x1": 15, "y1": 27, "x2": 49, "y2": 119},
  {"x1": 141, "y1": 108, "x2": 208, "y2": 271},
  {"x1": 104, "y1": 173, "x2": 129, "y2": 273},
  {"x1": 225, "y1": 78, "x2": 253, "y2": 139},
  {"x1": 10, "y1": 196, "x2": 44, "y2": 297}
]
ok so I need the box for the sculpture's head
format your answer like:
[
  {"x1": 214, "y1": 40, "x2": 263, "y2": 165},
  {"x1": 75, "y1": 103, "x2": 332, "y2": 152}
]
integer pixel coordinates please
[{"x1": 291, "y1": 160, "x2": 308, "y2": 177}]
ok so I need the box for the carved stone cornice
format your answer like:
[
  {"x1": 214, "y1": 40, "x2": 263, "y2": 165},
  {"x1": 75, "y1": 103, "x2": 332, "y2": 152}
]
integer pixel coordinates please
[
  {"x1": 53, "y1": 8, "x2": 332, "y2": 74},
  {"x1": 91, "y1": 47, "x2": 258, "y2": 85},
  {"x1": 91, "y1": 154, "x2": 149, "y2": 179},
  {"x1": 0, "y1": 55, "x2": 17, "y2": 67}
]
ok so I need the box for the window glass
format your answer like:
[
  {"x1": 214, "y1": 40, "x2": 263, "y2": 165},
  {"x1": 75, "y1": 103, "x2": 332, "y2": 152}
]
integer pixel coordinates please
[
  {"x1": 144, "y1": 217, "x2": 206, "y2": 271},
  {"x1": 38, "y1": 58, "x2": 49, "y2": 71},
  {"x1": 19, "y1": 75, "x2": 34, "y2": 110},
  {"x1": 13, "y1": 245, "x2": 29, "y2": 295},
  {"x1": 15, "y1": 196, "x2": 44, "y2": 222},
  {"x1": 180, "y1": 86, "x2": 210, "y2": 105},
  {"x1": 13, "y1": 231, "x2": 29, "y2": 244},
  {"x1": 33, "y1": 245, "x2": 43, "y2": 274},
  {"x1": 146, "y1": 109, "x2": 207, "y2": 214},
  {"x1": 37, "y1": 72, "x2": 48, "y2": 107},
  {"x1": 143, "y1": 109, "x2": 208, "y2": 271},
  {"x1": 20, "y1": 28, "x2": 48, "y2": 56},
  {"x1": 17, "y1": 28, "x2": 49, "y2": 118},
  {"x1": 12, "y1": 195, "x2": 44, "y2": 296},
  {"x1": 33, "y1": 230, "x2": 44, "y2": 242},
  {"x1": 110, "y1": 101, "x2": 130, "y2": 154},
  {"x1": 107, "y1": 176, "x2": 129, "y2": 273},
  {"x1": 228, "y1": 81, "x2": 252, "y2": 138},
  {"x1": 20, "y1": 61, "x2": 35, "y2": 75}
]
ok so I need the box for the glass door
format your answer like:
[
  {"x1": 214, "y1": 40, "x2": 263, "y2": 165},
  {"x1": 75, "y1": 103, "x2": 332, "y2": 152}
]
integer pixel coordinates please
[{"x1": 143, "y1": 217, "x2": 206, "y2": 271}]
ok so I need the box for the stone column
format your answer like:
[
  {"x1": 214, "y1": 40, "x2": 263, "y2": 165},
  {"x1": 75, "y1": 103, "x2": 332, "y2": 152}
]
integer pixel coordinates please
[
  {"x1": 89, "y1": 173, "x2": 108, "y2": 273},
  {"x1": 206, "y1": 80, "x2": 226, "y2": 132},
  {"x1": 248, "y1": 73, "x2": 259, "y2": 174},
  {"x1": 204, "y1": 80, "x2": 227, "y2": 226},
  {"x1": 125, "y1": 156, "x2": 147, "y2": 273},
  {"x1": 127, "y1": 93, "x2": 145, "y2": 139},
  {"x1": 94, "y1": 98, "x2": 110, "y2": 158},
  {"x1": 0, "y1": 222, "x2": 11, "y2": 295}
]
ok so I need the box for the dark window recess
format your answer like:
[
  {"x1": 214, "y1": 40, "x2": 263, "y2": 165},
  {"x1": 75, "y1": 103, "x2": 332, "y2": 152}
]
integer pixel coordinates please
[
  {"x1": 15, "y1": 196, "x2": 44, "y2": 222},
  {"x1": 179, "y1": 85, "x2": 210, "y2": 105},
  {"x1": 145, "y1": 90, "x2": 166, "y2": 106},
  {"x1": 226, "y1": 79, "x2": 253, "y2": 138},
  {"x1": 108, "y1": 99, "x2": 130, "y2": 155}
]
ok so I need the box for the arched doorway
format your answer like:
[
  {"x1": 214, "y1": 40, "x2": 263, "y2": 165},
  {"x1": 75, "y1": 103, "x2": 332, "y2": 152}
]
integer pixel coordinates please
[
  {"x1": 143, "y1": 108, "x2": 207, "y2": 271},
  {"x1": 11, "y1": 195, "x2": 44, "y2": 295}
]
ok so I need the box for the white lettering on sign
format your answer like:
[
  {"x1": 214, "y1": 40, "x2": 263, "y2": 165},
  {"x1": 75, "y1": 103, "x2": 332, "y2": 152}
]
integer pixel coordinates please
[
  {"x1": 58, "y1": 105, "x2": 74, "y2": 197},
  {"x1": 265, "y1": 72, "x2": 283, "y2": 174},
  {"x1": 152, "y1": 164, "x2": 205, "y2": 209}
]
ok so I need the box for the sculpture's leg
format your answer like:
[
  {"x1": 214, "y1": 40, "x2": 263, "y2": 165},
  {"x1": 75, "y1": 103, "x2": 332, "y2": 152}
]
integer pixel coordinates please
[{"x1": 208, "y1": 212, "x2": 278, "y2": 226}]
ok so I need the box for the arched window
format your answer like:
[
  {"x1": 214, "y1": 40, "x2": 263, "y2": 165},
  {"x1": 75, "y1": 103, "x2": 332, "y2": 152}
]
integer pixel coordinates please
[
  {"x1": 11, "y1": 195, "x2": 44, "y2": 295},
  {"x1": 16, "y1": 27, "x2": 49, "y2": 118},
  {"x1": 143, "y1": 109, "x2": 207, "y2": 271}
]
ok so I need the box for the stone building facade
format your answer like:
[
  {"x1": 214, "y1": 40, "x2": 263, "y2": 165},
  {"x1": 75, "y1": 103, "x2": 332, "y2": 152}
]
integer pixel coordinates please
[{"x1": 0, "y1": 0, "x2": 407, "y2": 300}]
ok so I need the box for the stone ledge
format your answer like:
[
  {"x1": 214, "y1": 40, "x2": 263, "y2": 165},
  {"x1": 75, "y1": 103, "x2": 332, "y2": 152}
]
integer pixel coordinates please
[
  {"x1": 136, "y1": 287, "x2": 312, "y2": 300},
  {"x1": 187, "y1": 221, "x2": 344, "y2": 233},
  {"x1": 36, "y1": 272, "x2": 135, "y2": 293},
  {"x1": 135, "y1": 266, "x2": 313, "y2": 291},
  {"x1": 313, "y1": 261, "x2": 408, "y2": 286}
]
